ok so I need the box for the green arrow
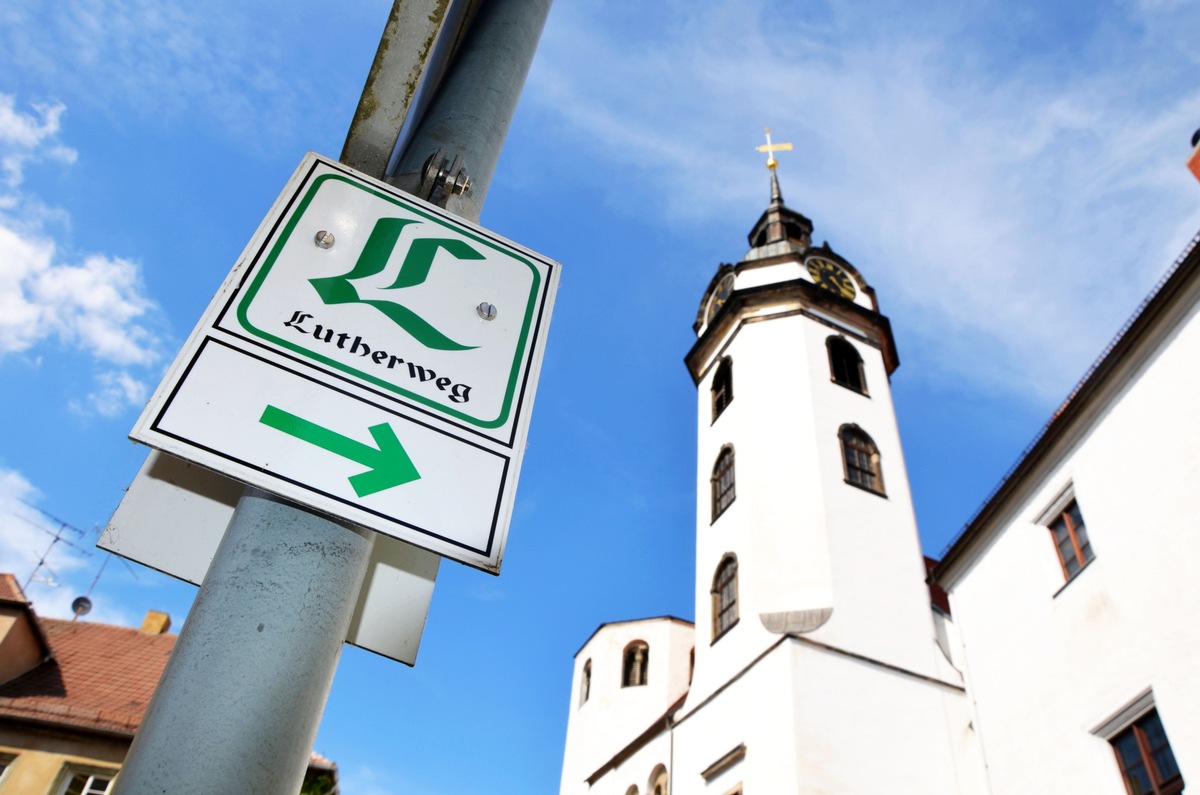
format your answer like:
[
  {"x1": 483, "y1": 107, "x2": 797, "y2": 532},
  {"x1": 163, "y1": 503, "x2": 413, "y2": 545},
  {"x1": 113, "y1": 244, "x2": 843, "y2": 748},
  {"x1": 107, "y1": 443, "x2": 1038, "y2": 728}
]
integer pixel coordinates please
[{"x1": 259, "y1": 405, "x2": 421, "y2": 497}]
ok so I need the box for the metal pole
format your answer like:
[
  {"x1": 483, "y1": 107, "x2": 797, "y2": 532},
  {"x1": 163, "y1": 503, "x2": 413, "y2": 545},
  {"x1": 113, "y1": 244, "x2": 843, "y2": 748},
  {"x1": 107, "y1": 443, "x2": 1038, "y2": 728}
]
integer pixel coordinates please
[
  {"x1": 114, "y1": 2, "x2": 552, "y2": 791},
  {"x1": 114, "y1": 489, "x2": 374, "y2": 795},
  {"x1": 390, "y1": 0, "x2": 554, "y2": 223}
]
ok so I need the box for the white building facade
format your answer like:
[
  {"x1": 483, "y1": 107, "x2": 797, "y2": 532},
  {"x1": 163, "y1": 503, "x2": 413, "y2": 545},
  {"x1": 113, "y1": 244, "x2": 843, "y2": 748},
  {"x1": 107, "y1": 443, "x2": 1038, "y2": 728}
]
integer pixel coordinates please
[
  {"x1": 931, "y1": 234, "x2": 1200, "y2": 795},
  {"x1": 557, "y1": 161, "x2": 1200, "y2": 794},
  {"x1": 559, "y1": 169, "x2": 986, "y2": 795}
]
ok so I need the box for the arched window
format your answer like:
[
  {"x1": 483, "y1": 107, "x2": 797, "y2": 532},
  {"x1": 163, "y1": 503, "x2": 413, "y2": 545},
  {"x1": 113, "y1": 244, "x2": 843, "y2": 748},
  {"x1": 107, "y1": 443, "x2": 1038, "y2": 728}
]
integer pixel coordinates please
[
  {"x1": 711, "y1": 356, "x2": 733, "y2": 422},
  {"x1": 622, "y1": 641, "x2": 649, "y2": 687},
  {"x1": 839, "y1": 425, "x2": 885, "y2": 495},
  {"x1": 827, "y1": 336, "x2": 867, "y2": 394},
  {"x1": 579, "y1": 659, "x2": 591, "y2": 706},
  {"x1": 712, "y1": 554, "x2": 739, "y2": 641},
  {"x1": 711, "y1": 446, "x2": 736, "y2": 522},
  {"x1": 649, "y1": 765, "x2": 669, "y2": 795}
]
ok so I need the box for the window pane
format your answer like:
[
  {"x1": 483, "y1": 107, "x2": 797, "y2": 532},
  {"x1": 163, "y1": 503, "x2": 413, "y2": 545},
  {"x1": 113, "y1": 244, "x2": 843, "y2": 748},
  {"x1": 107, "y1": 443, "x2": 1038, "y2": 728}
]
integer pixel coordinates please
[
  {"x1": 1142, "y1": 712, "x2": 1182, "y2": 781},
  {"x1": 1066, "y1": 500, "x2": 1084, "y2": 529},
  {"x1": 713, "y1": 558, "x2": 738, "y2": 637},
  {"x1": 1111, "y1": 711, "x2": 1184, "y2": 795},
  {"x1": 1152, "y1": 747, "x2": 1181, "y2": 782},
  {"x1": 1114, "y1": 732, "x2": 1143, "y2": 767},
  {"x1": 1123, "y1": 773, "x2": 1152, "y2": 795},
  {"x1": 713, "y1": 449, "x2": 735, "y2": 519}
]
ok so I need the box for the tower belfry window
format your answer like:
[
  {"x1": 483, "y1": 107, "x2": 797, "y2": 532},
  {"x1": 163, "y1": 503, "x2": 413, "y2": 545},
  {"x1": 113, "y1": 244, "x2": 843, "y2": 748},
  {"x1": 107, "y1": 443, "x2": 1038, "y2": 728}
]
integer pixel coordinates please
[
  {"x1": 827, "y1": 336, "x2": 867, "y2": 395},
  {"x1": 711, "y1": 446, "x2": 736, "y2": 521},
  {"x1": 839, "y1": 425, "x2": 884, "y2": 495},
  {"x1": 712, "y1": 357, "x2": 733, "y2": 422},
  {"x1": 622, "y1": 641, "x2": 649, "y2": 687}
]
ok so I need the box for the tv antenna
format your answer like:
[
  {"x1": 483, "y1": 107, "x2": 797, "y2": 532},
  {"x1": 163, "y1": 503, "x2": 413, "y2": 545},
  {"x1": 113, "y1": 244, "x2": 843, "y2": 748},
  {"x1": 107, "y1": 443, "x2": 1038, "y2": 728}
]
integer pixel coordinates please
[{"x1": 16, "y1": 500, "x2": 91, "y2": 591}]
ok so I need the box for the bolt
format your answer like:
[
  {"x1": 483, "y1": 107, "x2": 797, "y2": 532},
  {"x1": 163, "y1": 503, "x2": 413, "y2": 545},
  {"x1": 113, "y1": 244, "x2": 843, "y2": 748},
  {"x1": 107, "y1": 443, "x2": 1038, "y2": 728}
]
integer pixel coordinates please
[
  {"x1": 314, "y1": 230, "x2": 335, "y2": 249},
  {"x1": 477, "y1": 302, "x2": 497, "y2": 321}
]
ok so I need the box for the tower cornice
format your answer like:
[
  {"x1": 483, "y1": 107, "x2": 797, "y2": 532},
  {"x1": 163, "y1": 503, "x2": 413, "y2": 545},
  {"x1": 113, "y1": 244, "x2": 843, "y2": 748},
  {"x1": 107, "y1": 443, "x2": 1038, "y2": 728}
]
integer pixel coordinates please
[{"x1": 684, "y1": 278, "x2": 899, "y2": 384}]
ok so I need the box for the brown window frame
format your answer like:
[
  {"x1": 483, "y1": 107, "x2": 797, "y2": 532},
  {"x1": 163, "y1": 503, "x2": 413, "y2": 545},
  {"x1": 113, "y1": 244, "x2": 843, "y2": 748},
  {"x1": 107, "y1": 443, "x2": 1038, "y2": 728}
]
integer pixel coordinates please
[
  {"x1": 711, "y1": 554, "x2": 739, "y2": 642},
  {"x1": 1110, "y1": 709, "x2": 1183, "y2": 795},
  {"x1": 1047, "y1": 499, "x2": 1094, "y2": 581},
  {"x1": 579, "y1": 659, "x2": 591, "y2": 706},
  {"x1": 827, "y1": 336, "x2": 867, "y2": 395},
  {"x1": 711, "y1": 446, "x2": 736, "y2": 521},
  {"x1": 839, "y1": 425, "x2": 885, "y2": 496},
  {"x1": 712, "y1": 357, "x2": 733, "y2": 422},
  {"x1": 622, "y1": 641, "x2": 649, "y2": 688}
]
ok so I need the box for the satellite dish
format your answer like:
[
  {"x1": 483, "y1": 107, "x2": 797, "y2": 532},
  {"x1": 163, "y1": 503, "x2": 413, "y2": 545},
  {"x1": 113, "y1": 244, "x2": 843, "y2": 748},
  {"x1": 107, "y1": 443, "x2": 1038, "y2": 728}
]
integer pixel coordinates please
[{"x1": 71, "y1": 596, "x2": 93, "y2": 617}]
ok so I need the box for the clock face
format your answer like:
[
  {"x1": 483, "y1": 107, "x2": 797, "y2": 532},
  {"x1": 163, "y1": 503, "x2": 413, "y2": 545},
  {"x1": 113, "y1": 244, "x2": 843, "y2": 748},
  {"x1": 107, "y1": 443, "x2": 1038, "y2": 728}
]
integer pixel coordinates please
[
  {"x1": 806, "y1": 257, "x2": 856, "y2": 300},
  {"x1": 707, "y1": 273, "x2": 735, "y2": 323}
]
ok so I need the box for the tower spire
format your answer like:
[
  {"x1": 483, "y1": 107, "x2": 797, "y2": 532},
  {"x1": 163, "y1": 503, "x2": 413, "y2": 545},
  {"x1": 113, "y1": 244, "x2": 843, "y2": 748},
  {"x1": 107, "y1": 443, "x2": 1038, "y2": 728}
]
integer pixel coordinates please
[
  {"x1": 747, "y1": 127, "x2": 810, "y2": 253},
  {"x1": 756, "y1": 126, "x2": 792, "y2": 205}
]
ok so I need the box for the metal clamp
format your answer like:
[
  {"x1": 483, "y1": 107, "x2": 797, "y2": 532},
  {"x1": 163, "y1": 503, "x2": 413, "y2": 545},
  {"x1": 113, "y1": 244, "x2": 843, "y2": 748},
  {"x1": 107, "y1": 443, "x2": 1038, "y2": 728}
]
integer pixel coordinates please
[{"x1": 420, "y1": 148, "x2": 472, "y2": 207}]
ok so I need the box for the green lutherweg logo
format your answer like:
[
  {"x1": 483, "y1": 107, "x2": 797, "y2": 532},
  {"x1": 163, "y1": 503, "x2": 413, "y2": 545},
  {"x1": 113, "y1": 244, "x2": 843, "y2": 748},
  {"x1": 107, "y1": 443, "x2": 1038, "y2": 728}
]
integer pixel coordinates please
[{"x1": 308, "y1": 218, "x2": 484, "y2": 352}]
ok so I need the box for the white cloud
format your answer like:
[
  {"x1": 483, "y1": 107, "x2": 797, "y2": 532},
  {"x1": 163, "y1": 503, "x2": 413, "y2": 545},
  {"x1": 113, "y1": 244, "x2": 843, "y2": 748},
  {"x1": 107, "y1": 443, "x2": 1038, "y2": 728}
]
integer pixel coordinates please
[
  {"x1": 527, "y1": 0, "x2": 1200, "y2": 404},
  {"x1": 0, "y1": 94, "x2": 163, "y2": 415},
  {"x1": 0, "y1": 94, "x2": 76, "y2": 188},
  {"x1": 73, "y1": 370, "x2": 149, "y2": 418},
  {"x1": 0, "y1": 0, "x2": 375, "y2": 150}
]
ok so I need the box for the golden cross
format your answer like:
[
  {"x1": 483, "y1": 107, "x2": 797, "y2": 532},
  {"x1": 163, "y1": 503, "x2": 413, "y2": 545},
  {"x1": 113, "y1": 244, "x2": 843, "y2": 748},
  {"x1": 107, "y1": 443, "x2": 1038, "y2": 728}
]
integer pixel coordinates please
[{"x1": 755, "y1": 127, "x2": 793, "y2": 170}]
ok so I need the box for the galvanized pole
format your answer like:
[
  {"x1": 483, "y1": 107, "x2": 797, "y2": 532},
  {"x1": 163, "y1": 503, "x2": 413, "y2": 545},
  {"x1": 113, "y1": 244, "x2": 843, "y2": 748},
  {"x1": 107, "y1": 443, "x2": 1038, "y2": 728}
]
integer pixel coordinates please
[
  {"x1": 390, "y1": 0, "x2": 554, "y2": 224},
  {"x1": 113, "y1": 2, "x2": 553, "y2": 793},
  {"x1": 114, "y1": 489, "x2": 373, "y2": 795}
]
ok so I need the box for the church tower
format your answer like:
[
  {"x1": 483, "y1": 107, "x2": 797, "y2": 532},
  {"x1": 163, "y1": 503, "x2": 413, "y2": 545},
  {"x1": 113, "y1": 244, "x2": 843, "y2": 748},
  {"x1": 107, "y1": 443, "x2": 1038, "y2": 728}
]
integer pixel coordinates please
[
  {"x1": 670, "y1": 143, "x2": 980, "y2": 793},
  {"x1": 558, "y1": 137, "x2": 984, "y2": 795},
  {"x1": 682, "y1": 139, "x2": 938, "y2": 702}
]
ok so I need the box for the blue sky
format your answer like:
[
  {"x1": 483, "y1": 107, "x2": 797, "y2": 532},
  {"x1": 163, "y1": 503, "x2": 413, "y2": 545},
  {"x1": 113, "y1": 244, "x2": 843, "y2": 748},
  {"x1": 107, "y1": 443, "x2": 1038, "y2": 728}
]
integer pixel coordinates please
[{"x1": 1, "y1": 0, "x2": 1198, "y2": 792}]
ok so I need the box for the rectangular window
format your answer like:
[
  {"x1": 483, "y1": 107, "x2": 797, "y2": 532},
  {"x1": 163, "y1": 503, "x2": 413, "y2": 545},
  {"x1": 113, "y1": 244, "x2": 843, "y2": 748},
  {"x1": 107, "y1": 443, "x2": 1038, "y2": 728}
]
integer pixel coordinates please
[
  {"x1": 60, "y1": 770, "x2": 117, "y2": 795},
  {"x1": 1111, "y1": 710, "x2": 1183, "y2": 795},
  {"x1": 1048, "y1": 499, "x2": 1093, "y2": 579}
]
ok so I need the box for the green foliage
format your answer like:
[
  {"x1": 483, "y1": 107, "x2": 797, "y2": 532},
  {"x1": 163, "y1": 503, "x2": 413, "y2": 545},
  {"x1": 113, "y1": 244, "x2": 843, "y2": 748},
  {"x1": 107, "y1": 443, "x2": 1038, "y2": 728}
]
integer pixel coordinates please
[{"x1": 299, "y1": 769, "x2": 337, "y2": 795}]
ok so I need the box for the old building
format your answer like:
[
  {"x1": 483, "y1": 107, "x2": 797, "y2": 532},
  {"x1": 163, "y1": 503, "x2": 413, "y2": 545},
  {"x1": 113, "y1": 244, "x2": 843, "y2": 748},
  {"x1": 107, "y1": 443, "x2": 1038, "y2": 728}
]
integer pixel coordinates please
[
  {"x1": 557, "y1": 158, "x2": 1198, "y2": 795},
  {"x1": 0, "y1": 574, "x2": 339, "y2": 794}
]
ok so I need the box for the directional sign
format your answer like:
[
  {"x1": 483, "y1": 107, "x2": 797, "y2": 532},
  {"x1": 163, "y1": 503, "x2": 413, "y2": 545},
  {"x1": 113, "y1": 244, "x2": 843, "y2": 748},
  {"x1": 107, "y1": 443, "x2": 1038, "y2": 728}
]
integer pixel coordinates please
[{"x1": 129, "y1": 153, "x2": 559, "y2": 572}]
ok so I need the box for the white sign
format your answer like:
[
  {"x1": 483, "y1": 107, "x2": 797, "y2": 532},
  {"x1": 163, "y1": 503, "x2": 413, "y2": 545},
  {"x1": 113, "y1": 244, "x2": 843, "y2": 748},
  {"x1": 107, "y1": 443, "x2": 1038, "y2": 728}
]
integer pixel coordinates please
[
  {"x1": 101, "y1": 451, "x2": 438, "y2": 665},
  {"x1": 130, "y1": 153, "x2": 559, "y2": 572}
]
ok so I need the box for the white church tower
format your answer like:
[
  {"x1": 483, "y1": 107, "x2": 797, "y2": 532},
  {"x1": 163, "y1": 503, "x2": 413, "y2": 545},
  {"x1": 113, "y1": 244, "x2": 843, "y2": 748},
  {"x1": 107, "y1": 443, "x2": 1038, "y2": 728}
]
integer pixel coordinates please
[{"x1": 559, "y1": 140, "x2": 985, "y2": 795}]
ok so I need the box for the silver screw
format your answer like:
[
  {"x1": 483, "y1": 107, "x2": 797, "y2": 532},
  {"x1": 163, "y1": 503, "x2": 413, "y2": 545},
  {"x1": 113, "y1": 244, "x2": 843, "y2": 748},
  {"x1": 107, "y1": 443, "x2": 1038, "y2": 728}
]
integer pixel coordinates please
[
  {"x1": 477, "y1": 302, "x2": 497, "y2": 321},
  {"x1": 314, "y1": 230, "x2": 335, "y2": 249}
]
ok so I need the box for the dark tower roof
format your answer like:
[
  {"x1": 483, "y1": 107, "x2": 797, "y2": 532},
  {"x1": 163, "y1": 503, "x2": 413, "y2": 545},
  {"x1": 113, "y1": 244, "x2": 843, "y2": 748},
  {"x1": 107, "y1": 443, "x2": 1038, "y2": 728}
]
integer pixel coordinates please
[{"x1": 746, "y1": 167, "x2": 812, "y2": 253}]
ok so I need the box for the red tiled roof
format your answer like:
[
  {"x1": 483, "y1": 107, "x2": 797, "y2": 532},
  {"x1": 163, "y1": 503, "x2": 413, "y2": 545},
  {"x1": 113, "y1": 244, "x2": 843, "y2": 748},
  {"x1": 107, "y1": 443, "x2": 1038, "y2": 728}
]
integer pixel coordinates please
[
  {"x1": 0, "y1": 573, "x2": 28, "y2": 604},
  {"x1": 924, "y1": 557, "x2": 951, "y2": 615},
  {"x1": 0, "y1": 617, "x2": 176, "y2": 736}
]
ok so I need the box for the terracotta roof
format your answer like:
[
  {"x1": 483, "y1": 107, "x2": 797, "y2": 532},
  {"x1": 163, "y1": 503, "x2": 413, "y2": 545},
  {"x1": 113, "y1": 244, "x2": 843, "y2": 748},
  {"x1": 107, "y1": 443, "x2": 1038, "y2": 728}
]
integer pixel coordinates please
[
  {"x1": 0, "y1": 616, "x2": 176, "y2": 736},
  {"x1": 0, "y1": 573, "x2": 28, "y2": 604},
  {"x1": 924, "y1": 557, "x2": 951, "y2": 615}
]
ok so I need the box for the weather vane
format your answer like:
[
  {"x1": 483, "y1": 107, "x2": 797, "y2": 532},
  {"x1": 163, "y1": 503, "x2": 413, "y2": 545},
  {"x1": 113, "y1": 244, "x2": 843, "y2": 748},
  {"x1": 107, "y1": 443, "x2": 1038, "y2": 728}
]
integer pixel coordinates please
[{"x1": 756, "y1": 127, "x2": 793, "y2": 170}]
